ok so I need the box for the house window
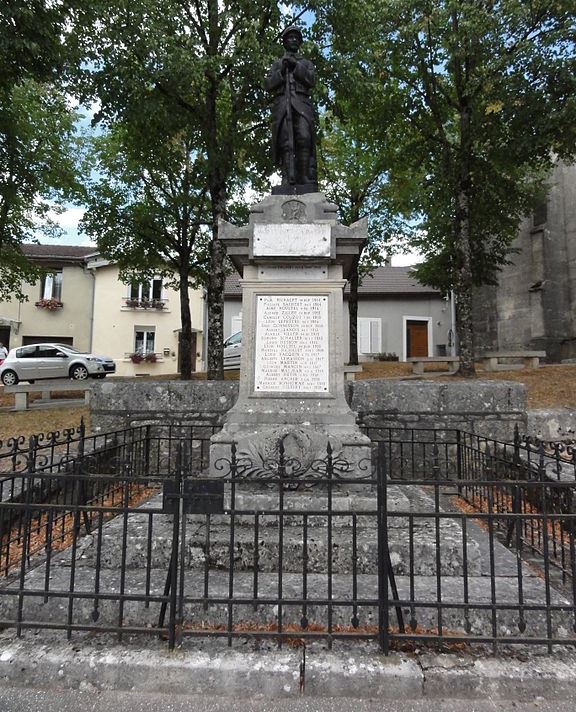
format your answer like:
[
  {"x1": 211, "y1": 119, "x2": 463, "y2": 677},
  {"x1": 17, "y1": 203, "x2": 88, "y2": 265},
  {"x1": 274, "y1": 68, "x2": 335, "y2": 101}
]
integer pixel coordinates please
[
  {"x1": 130, "y1": 278, "x2": 163, "y2": 302},
  {"x1": 41, "y1": 271, "x2": 63, "y2": 301},
  {"x1": 135, "y1": 328, "x2": 156, "y2": 354},
  {"x1": 358, "y1": 318, "x2": 382, "y2": 355}
]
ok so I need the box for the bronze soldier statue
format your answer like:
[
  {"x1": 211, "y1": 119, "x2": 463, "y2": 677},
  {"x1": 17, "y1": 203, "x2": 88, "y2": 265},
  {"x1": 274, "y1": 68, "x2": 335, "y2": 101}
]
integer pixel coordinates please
[{"x1": 264, "y1": 26, "x2": 318, "y2": 194}]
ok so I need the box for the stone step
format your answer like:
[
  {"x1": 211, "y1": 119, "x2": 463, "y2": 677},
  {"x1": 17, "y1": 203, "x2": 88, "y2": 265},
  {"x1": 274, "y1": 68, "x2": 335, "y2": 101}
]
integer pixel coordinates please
[
  {"x1": 135, "y1": 486, "x2": 412, "y2": 529},
  {"x1": 53, "y1": 513, "x2": 479, "y2": 576},
  {"x1": 0, "y1": 567, "x2": 568, "y2": 640}
]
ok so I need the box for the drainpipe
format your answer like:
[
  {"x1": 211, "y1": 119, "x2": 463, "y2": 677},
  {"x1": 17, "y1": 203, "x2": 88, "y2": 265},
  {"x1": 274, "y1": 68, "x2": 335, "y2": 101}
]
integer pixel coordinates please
[
  {"x1": 87, "y1": 267, "x2": 96, "y2": 351},
  {"x1": 201, "y1": 287, "x2": 208, "y2": 370}
]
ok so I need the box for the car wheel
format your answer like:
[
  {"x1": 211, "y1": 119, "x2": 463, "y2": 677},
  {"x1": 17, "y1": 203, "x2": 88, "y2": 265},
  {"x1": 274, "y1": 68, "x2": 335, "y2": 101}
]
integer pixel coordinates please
[
  {"x1": 70, "y1": 364, "x2": 89, "y2": 381},
  {"x1": 1, "y1": 370, "x2": 19, "y2": 386}
]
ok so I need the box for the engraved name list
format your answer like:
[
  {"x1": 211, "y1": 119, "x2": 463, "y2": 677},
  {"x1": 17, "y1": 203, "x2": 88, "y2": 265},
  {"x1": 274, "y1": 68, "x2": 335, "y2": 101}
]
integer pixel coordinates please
[{"x1": 254, "y1": 295, "x2": 329, "y2": 393}]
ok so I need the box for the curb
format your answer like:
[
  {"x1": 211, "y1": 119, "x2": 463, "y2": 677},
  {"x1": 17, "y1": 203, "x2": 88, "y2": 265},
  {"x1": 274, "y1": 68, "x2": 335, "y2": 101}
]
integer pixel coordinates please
[{"x1": 1, "y1": 638, "x2": 575, "y2": 700}]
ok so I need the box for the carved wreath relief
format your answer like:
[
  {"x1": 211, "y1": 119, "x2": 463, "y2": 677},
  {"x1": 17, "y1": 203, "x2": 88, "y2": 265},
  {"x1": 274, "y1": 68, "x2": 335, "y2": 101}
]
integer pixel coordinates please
[{"x1": 281, "y1": 199, "x2": 307, "y2": 223}]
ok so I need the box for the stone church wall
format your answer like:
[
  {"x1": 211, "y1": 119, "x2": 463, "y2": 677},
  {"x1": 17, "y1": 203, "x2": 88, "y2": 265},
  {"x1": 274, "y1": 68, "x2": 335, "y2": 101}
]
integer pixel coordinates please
[{"x1": 473, "y1": 161, "x2": 576, "y2": 361}]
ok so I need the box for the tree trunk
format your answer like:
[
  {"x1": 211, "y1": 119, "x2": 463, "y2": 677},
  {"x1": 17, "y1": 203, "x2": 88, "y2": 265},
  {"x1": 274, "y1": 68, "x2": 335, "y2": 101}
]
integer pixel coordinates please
[
  {"x1": 455, "y1": 274, "x2": 475, "y2": 376},
  {"x1": 203, "y1": 9, "x2": 228, "y2": 382},
  {"x1": 207, "y1": 237, "x2": 225, "y2": 380},
  {"x1": 179, "y1": 274, "x2": 193, "y2": 380},
  {"x1": 348, "y1": 261, "x2": 359, "y2": 365},
  {"x1": 455, "y1": 104, "x2": 476, "y2": 377},
  {"x1": 206, "y1": 180, "x2": 226, "y2": 380}
]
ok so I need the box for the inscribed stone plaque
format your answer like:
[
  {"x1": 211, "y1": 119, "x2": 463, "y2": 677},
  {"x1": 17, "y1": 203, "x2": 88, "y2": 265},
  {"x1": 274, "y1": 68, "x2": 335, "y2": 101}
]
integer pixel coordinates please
[
  {"x1": 254, "y1": 295, "x2": 329, "y2": 393},
  {"x1": 258, "y1": 266, "x2": 327, "y2": 280},
  {"x1": 253, "y1": 223, "x2": 331, "y2": 257}
]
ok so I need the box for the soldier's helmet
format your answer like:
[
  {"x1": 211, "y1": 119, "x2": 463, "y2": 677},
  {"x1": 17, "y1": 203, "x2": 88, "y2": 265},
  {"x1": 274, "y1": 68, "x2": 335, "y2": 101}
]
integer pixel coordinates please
[{"x1": 281, "y1": 25, "x2": 303, "y2": 44}]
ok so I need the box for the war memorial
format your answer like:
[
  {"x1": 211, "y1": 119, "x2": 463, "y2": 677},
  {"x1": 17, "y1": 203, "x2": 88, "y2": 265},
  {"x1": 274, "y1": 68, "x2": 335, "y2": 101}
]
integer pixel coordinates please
[{"x1": 0, "y1": 26, "x2": 575, "y2": 703}]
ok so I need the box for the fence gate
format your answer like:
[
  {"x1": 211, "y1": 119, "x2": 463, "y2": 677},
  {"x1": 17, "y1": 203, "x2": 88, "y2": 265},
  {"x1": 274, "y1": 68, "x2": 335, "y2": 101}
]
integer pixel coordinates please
[{"x1": 157, "y1": 438, "x2": 394, "y2": 650}]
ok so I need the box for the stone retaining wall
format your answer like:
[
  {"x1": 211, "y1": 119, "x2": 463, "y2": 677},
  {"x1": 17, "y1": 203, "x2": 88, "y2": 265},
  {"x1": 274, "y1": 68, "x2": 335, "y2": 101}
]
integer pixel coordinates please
[
  {"x1": 348, "y1": 379, "x2": 526, "y2": 441},
  {"x1": 527, "y1": 408, "x2": 576, "y2": 441},
  {"x1": 91, "y1": 378, "x2": 527, "y2": 442},
  {"x1": 91, "y1": 379, "x2": 238, "y2": 433}
]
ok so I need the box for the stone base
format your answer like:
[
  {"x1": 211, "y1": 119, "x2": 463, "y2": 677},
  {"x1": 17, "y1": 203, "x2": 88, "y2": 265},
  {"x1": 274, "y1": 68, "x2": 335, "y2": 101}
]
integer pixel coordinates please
[
  {"x1": 210, "y1": 423, "x2": 371, "y2": 488},
  {"x1": 271, "y1": 182, "x2": 318, "y2": 195}
]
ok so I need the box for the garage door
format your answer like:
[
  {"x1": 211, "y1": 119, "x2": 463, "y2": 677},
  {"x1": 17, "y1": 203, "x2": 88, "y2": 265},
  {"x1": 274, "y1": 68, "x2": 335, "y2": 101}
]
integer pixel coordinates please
[{"x1": 22, "y1": 336, "x2": 74, "y2": 346}]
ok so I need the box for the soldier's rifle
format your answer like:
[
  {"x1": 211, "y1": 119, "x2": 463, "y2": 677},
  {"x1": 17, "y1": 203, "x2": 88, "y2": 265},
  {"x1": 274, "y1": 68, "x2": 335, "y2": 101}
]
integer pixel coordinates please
[{"x1": 284, "y1": 64, "x2": 296, "y2": 185}]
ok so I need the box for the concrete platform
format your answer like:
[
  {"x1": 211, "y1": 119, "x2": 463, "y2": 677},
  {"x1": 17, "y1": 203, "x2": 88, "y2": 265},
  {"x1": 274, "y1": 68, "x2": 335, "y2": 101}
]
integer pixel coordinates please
[{"x1": 0, "y1": 633, "x2": 575, "y2": 701}]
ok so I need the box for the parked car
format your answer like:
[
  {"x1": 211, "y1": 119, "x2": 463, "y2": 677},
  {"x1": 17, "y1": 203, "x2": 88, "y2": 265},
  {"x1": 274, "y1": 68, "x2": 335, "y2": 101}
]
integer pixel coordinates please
[
  {"x1": 0, "y1": 343, "x2": 116, "y2": 386},
  {"x1": 223, "y1": 331, "x2": 242, "y2": 370}
]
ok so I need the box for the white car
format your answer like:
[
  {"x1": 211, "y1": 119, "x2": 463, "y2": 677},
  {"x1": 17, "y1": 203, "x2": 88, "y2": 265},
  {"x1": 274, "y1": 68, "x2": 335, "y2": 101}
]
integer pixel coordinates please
[
  {"x1": 0, "y1": 343, "x2": 116, "y2": 386},
  {"x1": 223, "y1": 331, "x2": 242, "y2": 370}
]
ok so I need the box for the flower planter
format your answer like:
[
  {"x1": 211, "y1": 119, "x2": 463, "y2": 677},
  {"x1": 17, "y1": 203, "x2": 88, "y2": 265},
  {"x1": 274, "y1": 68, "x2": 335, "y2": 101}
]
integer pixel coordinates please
[{"x1": 35, "y1": 298, "x2": 63, "y2": 311}]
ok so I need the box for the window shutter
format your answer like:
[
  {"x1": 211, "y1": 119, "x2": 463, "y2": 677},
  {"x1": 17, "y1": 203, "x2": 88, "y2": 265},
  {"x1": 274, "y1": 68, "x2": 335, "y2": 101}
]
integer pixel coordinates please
[
  {"x1": 358, "y1": 318, "x2": 382, "y2": 354},
  {"x1": 358, "y1": 318, "x2": 371, "y2": 354}
]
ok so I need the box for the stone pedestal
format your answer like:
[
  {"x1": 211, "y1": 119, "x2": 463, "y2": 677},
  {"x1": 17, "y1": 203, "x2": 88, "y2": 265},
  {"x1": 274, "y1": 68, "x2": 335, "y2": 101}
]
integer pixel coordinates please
[{"x1": 210, "y1": 193, "x2": 370, "y2": 480}]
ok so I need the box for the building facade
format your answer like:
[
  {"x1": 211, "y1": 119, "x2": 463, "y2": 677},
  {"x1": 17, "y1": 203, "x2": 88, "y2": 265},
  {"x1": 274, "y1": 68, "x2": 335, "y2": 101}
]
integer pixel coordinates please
[
  {"x1": 0, "y1": 245, "x2": 205, "y2": 376},
  {"x1": 86, "y1": 254, "x2": 205, "y2": 376},
  {"x1": 473, "y1": 162, "x2": 576, "y2": 361},
  {"x1": 0, "y1": 245, "x2": 94, "y2": 352},
  {"x1": 224, "y1": 265, "x2": 451, "y2": 362}
]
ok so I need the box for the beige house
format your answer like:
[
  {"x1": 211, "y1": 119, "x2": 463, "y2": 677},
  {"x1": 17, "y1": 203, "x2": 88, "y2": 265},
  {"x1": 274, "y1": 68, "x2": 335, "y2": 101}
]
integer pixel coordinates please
[
  {"x1": 0, "y1": 245, "x2": 205, "y2": 377},
  {"x1": 0, "y1": 245, "x2": 94, "y2": 352},
  {"x1": 86, "y1": 253, "x2": 205, "y2": 376}
]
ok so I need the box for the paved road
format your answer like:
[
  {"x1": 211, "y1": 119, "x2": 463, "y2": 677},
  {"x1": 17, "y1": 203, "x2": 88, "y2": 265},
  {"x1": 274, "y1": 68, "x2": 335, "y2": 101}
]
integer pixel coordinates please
[{"x1": 0, "y1": 690, "x2": 575, "y2": 712}]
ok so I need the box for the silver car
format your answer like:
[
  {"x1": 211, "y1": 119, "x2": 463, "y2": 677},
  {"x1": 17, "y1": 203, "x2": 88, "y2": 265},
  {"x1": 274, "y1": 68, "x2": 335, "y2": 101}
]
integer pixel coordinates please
[
  {"x1": 0, "y1": 343, "x2": 116, "y2": 386},
  {"x1": 223, "y1": 331, "x2": 242, "y2": 370}
]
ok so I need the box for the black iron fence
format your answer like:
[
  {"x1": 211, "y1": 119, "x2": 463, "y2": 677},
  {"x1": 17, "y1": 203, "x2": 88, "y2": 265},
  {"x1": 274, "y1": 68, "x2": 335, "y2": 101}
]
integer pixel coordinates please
[{"x1": 0, "y1": 423, "x2": 574, "y2": 654}]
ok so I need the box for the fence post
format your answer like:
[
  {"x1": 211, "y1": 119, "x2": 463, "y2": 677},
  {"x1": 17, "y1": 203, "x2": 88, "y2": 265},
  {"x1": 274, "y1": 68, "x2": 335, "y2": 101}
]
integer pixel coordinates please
[
  {"x1": 144, "y1": 424, "x2": 151, "y2": 477},
  {"x1": 456, "y1": 429, "x2": 462, "y2": 480},
  {"x1": 326, "y1": 440, "x2": 333, "y2": 651},
  {"x1": 78, "y1": 417, "x2": 85, "y2": 457},
  {"x1": 168, "y1": 444, "x2": 182, "y2": 650},
  {"x1": 377, "y1": 440, "x2": 390, "y2": 654},
  {"x1": 513, "y1": 424, "x2": 521, "y2": 467},
  {"x1": 16, "y1": 435, "x2": 37, "y2": 637},
  {"x1": 432, "y1": 440, "x2": 441, "y2": 480},
  {"x1": 27, "y1": 434, "x2": 37, "y2": 476}
]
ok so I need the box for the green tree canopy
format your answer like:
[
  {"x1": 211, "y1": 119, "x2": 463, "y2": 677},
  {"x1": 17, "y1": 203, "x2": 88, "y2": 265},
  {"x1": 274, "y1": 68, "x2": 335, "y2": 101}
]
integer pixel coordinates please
[
  {"x1": 0, "y1": 83, "x2": 80, "y2": 302},
  {"x1": 74, "y1": 0, "x2": 283, "y2": 377},
  {"x1": 81, "y1": 122, "x2": 213, "y2": 379},
  {"x1": 312, "y1": 0, "x2": 576, "y2": 374},
  {"x1": 0, "y1": 1, "x2": 81, "y2": 301}
]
